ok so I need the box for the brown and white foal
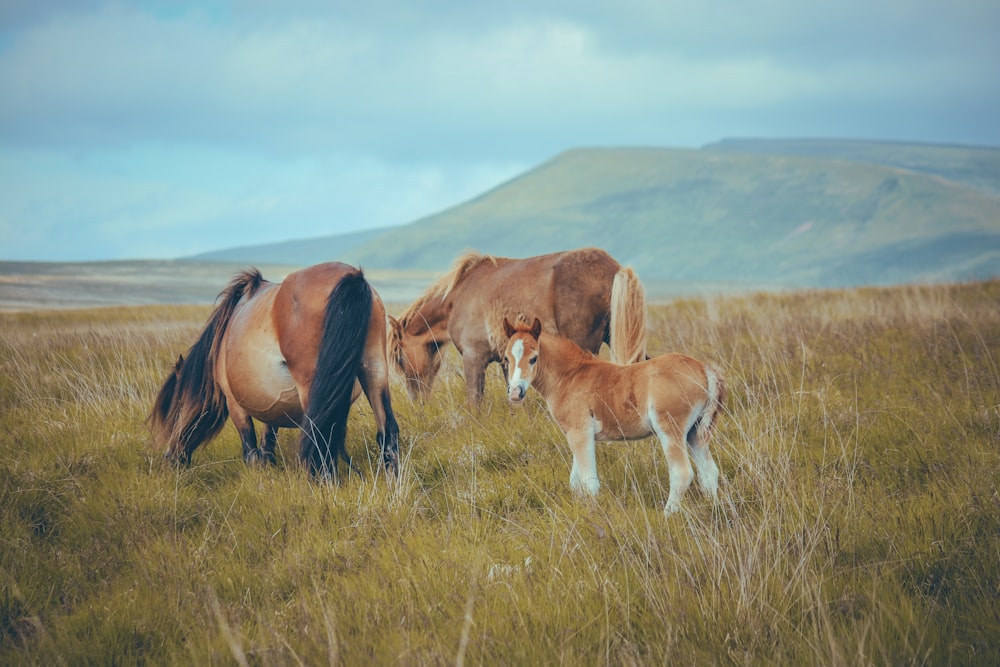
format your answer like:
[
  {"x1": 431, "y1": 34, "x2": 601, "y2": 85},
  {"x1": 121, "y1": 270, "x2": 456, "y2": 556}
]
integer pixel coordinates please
[{"x1": 503, "y1": 317, "x2": 725, "y2": 515}]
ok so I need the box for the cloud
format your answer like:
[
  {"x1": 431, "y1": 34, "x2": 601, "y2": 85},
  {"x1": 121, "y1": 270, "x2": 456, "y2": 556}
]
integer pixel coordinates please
[
  {"x1": 4, "y1": 1, "x2": 996, "y2": 157},
  {"x1": 1, "y1": 1, "x2": 997, "y2": 261}
]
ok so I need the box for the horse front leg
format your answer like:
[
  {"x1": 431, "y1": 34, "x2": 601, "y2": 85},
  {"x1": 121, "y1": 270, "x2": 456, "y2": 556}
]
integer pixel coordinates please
[
  {"x1": 462, "y1": 353, "x2": 488, "y2": 408},
  {"x1": 565, "y1": 426, "x2": 600, "y2": 497},
  {"x1": 227, "y1": 401, "x2": 263, "y2": 465},
  {"x1": 261, "y1": 424, "x2": 279, "y2": 465}
]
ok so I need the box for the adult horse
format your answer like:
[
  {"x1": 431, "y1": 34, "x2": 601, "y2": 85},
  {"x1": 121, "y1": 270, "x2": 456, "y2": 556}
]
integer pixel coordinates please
[
  {"x1": 503, "y1": 317, "x2": 725, "y2": 516},
  {"x1": 388, "y1": 248, "x2": 647, "y2": 407},
  {"x1": 149, "y1": 262, "x2": 399, "y2": 479}
]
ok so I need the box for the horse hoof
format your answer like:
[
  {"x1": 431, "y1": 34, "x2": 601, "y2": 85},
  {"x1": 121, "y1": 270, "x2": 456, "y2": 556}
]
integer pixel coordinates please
[
  {"x1": 164, "y1": 451, "x2": 190, "y2": 468},
  {"x1": 383, "y1": 452, "x2": 400, "y2": 476}
]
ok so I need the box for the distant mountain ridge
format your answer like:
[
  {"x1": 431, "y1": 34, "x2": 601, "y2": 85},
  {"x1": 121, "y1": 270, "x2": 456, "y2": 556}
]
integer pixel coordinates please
[
  {"x1": 190, "y1": 226, "x2": 391, "y2": 264},
  {"x1": 186, "y1": 139, "x2": 1000, "y2": 289}
]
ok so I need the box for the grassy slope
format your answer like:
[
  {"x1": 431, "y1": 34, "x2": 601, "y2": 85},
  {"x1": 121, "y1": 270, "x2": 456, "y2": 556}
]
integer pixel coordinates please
[
  {"x1": 1, "y1": 283, "x2": 999, "y2": 664},
  {"x1": 705, "y1": 138, "x2": 1000, "y2": 196},
  {"x1": 346, "y1": 147, "x2": 1000, "y2": 286}
]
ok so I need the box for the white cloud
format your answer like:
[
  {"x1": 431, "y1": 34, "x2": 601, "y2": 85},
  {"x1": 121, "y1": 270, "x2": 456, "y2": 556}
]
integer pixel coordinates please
[{"x1": 0, "y1": 0, "x2": 997, "y2": 260}]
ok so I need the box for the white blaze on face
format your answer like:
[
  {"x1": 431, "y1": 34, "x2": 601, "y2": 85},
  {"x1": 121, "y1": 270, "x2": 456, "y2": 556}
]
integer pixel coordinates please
[{"x1": 507, "y1": 338, "x2": 529, "y2": 402}]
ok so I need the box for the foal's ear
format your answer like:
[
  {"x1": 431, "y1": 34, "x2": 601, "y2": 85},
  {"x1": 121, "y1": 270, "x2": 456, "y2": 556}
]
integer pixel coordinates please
[
  {"x1": 530, "y1": 317, "x2": 542, "y2": 339},
  {"x1": 503, "y1": 317, "x2": 516, "y2": 338}
]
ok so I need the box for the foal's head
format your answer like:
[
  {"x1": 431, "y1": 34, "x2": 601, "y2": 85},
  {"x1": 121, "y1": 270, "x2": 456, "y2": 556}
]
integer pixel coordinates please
[
  {"x1": 502, "y1": 317, "x2": 542, "y2": 404},
  {"x1": 388, "y1": 315, "x2": 443, "y2": 401}
]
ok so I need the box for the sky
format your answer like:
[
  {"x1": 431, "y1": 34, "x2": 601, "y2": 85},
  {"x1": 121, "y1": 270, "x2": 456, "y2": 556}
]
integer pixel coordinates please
[{"x1": 1, "y1": 1, "x2": 998, "y2": 262}]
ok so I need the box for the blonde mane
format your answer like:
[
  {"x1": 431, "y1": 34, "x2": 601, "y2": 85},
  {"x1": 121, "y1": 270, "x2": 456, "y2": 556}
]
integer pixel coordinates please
[{"x1": 398, "y1": 250, "x2": 498, "y2": 326}]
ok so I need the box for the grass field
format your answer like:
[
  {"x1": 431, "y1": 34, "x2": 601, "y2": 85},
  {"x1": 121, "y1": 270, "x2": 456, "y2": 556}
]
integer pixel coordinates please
[{"x1": 1, "y1": 282, "x2": 998, "y2": 664}]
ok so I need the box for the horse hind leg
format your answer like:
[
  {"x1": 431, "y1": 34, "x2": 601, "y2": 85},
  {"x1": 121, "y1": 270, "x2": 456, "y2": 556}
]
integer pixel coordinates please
[
  {"x1": 359, "y1": 373, "x2": 400, "y2": 476},
  {"x1": 302, "y1": 415, "x2": 351, "y2": 482},
  {"x1": 375, "y1": 388, "x2": 400, "y2": 476},
  {"x1": 357, "y1": 309, "x2": 401, "y2": 475},
  {"x1": 652, "y1": 417, "x2": 694, "y2": 515},
  {"x1": 686, "y1": 417, "x2": 720, "y2": 502}
]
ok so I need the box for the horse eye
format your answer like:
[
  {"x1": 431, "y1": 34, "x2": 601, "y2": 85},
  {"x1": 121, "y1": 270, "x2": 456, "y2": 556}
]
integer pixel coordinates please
[{"x1": 529, "y1": 356, "x2": 537, "y2": 365}]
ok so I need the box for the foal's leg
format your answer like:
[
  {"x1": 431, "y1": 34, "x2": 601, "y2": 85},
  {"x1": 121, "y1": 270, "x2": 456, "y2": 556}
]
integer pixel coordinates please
[
  {"x1": 565, "y1": 426, "x2": 600, "y2": 497},
  {"x1": 652, "y1": 418, "x2": 694, "y2": 515},
  {"x1": 687, "y1": 424, "x2": 720, "y2": 502}
]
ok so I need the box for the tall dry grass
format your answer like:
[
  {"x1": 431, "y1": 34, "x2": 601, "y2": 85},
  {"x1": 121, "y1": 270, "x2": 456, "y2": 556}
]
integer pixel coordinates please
[{"x1": 1, "y1": 283, "x2": 998, "y2": 664}]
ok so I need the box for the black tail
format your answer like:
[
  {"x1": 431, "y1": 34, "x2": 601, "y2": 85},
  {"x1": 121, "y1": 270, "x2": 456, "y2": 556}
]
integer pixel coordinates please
[
  {"x1": 300, "y1": 270, "x2": 373, "y2": 478},
  {"x1": 149, "y1": 269, "x2": 264, "y2": 464}
]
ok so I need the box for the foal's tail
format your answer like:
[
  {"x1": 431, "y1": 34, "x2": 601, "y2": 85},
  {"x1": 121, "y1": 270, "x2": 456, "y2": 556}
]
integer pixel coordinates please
[
  {"x1": 693, "y1": 363, "x2": 727, "y2": 444},
  {"x1": 608, "y1": 266, "x2": 647, "y2": 364},
  {"x1": 149, "y1": 269, "x2": 264, "y2": 464},
  {"x1": 299, "y1": 270, "x2": 373, "y2": 478}
]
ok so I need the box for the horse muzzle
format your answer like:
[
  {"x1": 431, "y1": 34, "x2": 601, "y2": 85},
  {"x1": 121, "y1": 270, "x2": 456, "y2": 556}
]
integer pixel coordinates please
[{"x1": 508, "y1": 384, "x2": 527, "y2": 403}]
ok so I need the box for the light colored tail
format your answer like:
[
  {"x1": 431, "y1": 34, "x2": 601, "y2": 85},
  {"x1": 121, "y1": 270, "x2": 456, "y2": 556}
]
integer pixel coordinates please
[
  {"x1": 609, "y1": 267, "x2": 647, "y2": 364},
  {"x1": 697, "y1": 363, "x2": 726, "y2": 442}
]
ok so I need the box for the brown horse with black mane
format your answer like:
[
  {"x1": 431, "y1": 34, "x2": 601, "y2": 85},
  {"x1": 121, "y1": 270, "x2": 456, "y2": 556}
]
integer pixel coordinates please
[
  {"x1": 388, "y1": 248, "x2": 647, "y2": 407},
  {"x1": 149, "y1": 262, "x2": 399, "y2": 479}
]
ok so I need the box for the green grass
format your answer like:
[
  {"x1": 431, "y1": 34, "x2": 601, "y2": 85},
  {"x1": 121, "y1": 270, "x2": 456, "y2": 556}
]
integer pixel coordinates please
[{"x1": 1, "y1": 282, "x2": 999, "y2": 664}]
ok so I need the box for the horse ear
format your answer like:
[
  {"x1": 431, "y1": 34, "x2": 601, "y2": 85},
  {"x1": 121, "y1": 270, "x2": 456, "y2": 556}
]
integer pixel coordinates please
[
  {"x1": 503, "y1": 317, "x2": 516, "y2": 338},
  {"x1": 530, "y1": 317, "x2": 542, "y2": 339},
  {"x1": 174, "y1": 354, "x2": 184, "y2": 370}
]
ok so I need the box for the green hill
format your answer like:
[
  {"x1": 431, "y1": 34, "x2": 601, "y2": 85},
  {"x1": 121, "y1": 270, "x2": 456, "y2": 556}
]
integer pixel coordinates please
[
  {"x1": 705, "y1": 138, "x2": 1000, "y2": 197},
  {"x1": 190, "y1": 140, "x2": 1000, "y2": 289}
]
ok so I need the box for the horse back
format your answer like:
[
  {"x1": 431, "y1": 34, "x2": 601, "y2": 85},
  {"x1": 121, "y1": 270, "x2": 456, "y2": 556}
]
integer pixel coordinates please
[
  {"x1": 570, "y1": 352, "x2": 710, "y2": 441},
  {"x1": 448, "y1": 248, "x2": 619, "y2": 356}
]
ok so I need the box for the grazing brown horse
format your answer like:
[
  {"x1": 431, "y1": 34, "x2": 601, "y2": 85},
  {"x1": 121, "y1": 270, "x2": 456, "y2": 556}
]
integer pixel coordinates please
[
  {"x1": 149, "y1": 263, "x2": 399, "y2": 479},
  {"x1": 503, "y1": 317, "x2": 725, "y2": 516},
  {"x1": 388, "y1": 248, "x2": 647, "y2": 406}
]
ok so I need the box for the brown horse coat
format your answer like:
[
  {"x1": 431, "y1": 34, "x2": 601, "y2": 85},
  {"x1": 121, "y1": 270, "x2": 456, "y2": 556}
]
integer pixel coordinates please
[
  {"x1": 503, "y1": 317, "x2": 725, "y2": 515},
  {"x1": 389, "y1": 247, "x2": 647, "y2": 406},
  {"x1": 150, "y1": 262, "x2": 399, "y2": 478}
]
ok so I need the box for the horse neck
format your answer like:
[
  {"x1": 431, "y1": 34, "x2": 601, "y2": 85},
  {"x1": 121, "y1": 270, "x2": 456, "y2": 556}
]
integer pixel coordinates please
[
  {"x1": 534, "y1": 333, "x2": 592, "y2": 397},
  {"x1": 405, "y1": 294, "x2": 451, "y2": 342}
]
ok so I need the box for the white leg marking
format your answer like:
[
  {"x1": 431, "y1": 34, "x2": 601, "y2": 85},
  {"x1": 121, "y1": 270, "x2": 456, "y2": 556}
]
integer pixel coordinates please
[
  {"x1": 683, "y1": 398, "x2": 720, "y2": 500},
  {"x1": 649, "y1": 405, "x2": 693, "y2": 515},
  {"x1": 689, "y1": 443, "x2": 720, "y2": 501},
  {"x1": 567, "y1": 427, "x2": 600, "y2": 497}
]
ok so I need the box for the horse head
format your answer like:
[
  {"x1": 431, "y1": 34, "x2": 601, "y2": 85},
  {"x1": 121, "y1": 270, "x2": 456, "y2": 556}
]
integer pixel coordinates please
[
  {"x1": 502, "y1": 316, "x2": 542, "y2": 404},
  {"x1": 388, "y1": 315, "x2": 443, "y2": 401}
]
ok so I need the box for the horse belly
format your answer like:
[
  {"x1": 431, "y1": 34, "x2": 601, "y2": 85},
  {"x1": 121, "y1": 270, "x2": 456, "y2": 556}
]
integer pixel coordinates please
[
  {"x1": 224, "y1": 301, "x2": 304, "y2": 426},
  {"x1": 590, "y1": 388, "x2": 654, "y2": 442},
  {"x1": 238, "y1": 355, "x2": 303, "y2": 426},
  {"x1": 593, "y1": 411, "x2": 652, "y2": 442}
]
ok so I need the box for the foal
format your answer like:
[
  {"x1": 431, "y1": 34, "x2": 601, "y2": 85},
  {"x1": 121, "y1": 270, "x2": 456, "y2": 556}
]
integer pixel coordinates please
[{"x1": 503, "y1": 318, "x2": 725, "y2": 515}]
